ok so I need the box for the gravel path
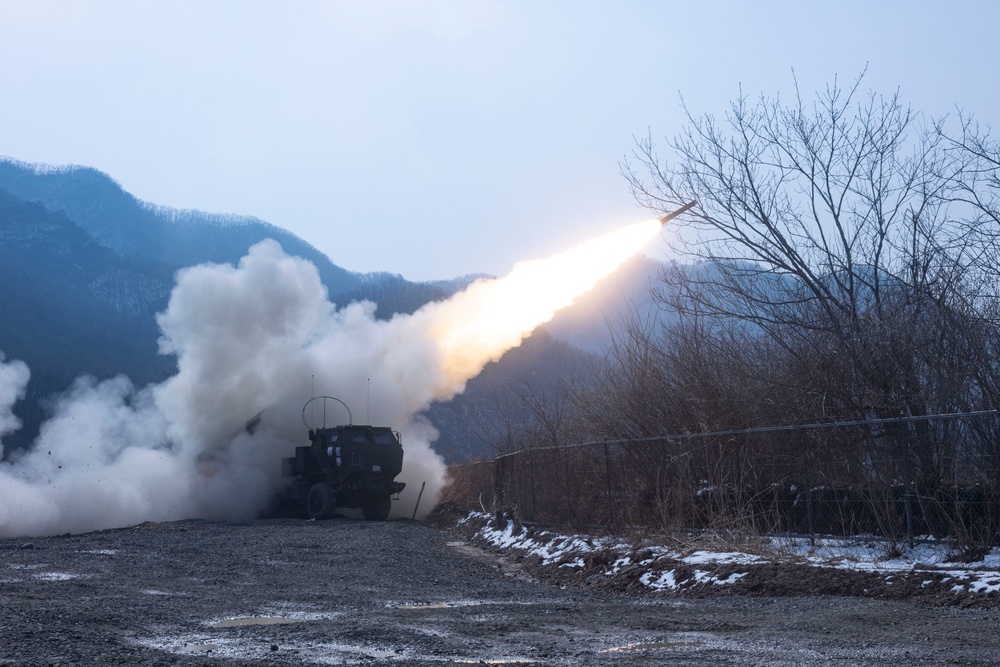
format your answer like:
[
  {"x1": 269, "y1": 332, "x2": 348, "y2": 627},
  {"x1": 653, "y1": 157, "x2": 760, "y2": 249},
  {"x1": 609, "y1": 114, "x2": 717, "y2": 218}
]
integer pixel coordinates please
[{"x1": 1, "y1": 517, "x2": 998, "y2": 665}]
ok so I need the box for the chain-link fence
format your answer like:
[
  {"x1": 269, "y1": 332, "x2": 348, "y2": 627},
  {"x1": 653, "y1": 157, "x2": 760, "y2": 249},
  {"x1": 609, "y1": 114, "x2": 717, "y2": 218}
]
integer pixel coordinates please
[{"x1": 448, "y1": 410, "x2": 1000, "y2": 548}]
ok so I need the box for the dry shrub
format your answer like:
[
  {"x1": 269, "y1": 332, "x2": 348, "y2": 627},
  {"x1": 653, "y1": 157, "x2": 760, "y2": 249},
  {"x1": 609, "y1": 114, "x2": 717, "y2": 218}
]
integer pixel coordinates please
[{"x1": 439, "y1": 461, "x2": 492, "y2": 512}]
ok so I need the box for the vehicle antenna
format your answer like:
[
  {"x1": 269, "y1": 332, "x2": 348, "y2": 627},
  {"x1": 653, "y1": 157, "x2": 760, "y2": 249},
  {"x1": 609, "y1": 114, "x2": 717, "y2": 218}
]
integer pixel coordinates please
[{"x1": 367, "y1": 378, "x2": 371, "y2": 425}]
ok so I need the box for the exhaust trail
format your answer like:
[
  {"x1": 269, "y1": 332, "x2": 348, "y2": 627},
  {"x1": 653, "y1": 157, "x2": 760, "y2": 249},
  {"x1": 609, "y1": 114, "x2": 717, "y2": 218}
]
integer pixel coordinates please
[{"x1": 0, "y1": 219, "x2": 662, "y2": 537}]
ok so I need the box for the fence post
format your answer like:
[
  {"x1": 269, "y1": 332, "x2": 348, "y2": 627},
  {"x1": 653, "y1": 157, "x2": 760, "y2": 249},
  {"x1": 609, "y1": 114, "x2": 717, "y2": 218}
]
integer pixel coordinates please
[
  {"x1": 527, "y1": 449, "x2": 537, "y2": 522},
  {"x1": 801, "y1": 436, "x2": 815, "y2": 547},
  {"x1": 603, "y1": 439, "x2": 615, "y2": 529},
  {"x1": 902, "y1": 420, "x2": 915, "y2": 549},
  {"x1": 492, "y1": 455, "x2": 508, "y2": 528},
  {"x1": 995, "y1": 414, "x2": 1000, "y2": 546}
]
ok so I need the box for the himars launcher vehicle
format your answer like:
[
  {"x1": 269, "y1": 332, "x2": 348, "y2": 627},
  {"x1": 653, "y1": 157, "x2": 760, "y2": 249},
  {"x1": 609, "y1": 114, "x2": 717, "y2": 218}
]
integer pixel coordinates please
[{"x1": 282, "y1": 396, "x2": 405, "y2": 521}]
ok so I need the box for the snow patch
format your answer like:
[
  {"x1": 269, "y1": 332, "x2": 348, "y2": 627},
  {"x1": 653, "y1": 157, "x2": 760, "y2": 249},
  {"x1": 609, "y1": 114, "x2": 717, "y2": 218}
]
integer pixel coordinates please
[
  {"x1": 464, "y1": 511, "x2": 1000, "y2": 597},
  {"x1": 469, "y1": 513, "x2": 750, "y2": 593}
]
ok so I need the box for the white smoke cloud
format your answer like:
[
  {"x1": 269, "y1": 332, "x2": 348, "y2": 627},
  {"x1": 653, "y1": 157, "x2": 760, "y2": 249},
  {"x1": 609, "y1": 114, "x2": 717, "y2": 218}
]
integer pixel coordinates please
[
  {"x1": 0, "y1": 220, "x2": 660, "y2": 537},
  {"x1": 0, "y1": 351, "x2": 30, "y2": 457}
]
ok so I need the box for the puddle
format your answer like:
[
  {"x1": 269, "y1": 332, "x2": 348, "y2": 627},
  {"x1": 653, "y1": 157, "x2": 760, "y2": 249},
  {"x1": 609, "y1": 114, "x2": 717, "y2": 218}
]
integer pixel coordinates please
[
  {"x1": 601, "y1": 641, "x2": 704, "y2": 653},
  {"x1": 212, "y1": 616, "x2": 312, "y2": 628}
]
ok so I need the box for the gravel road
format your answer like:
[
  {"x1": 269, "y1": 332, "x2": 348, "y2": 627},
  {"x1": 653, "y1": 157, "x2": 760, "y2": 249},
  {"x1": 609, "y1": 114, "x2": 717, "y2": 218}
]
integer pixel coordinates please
[{"x1": 2, "y1": 517, "x2": 998, "y2": 666}]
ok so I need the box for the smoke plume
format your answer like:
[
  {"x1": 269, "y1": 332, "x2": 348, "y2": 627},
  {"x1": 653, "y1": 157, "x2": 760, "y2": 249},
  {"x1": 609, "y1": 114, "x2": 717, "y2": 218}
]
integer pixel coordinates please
[
  {"x1": 0, "y1": 352, "x2": 29, "y2": 457},
  {"x1": 0, "y1": 220, "x2": 660, "y2": 537}
]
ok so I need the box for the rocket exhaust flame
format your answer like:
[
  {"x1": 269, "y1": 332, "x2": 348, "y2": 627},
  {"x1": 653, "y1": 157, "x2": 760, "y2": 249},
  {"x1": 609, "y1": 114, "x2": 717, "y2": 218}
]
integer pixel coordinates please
[
  {"x1": 416, "y1": 219, "x2": 663, "y2": 388},
  {"x1": 0, "y1": 218, "x2": 663, "y2": 537}
]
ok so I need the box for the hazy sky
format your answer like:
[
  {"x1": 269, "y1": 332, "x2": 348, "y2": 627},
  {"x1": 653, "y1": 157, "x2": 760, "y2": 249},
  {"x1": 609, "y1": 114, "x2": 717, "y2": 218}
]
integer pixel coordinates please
[{"x1": 2, "y1": 1, "x2": 999, "y2": 281}]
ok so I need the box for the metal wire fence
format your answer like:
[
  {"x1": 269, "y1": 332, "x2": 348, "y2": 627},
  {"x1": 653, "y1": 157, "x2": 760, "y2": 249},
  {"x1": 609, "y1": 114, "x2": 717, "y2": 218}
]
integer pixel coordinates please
[{"x1": 448, "y1": 410, "x2": 1000, "y2": 548}]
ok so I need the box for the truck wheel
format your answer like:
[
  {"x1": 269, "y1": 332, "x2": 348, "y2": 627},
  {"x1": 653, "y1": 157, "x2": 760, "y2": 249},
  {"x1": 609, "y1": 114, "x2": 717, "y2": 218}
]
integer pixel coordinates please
[
  {"x1": 306, "y1": 483, "x2": 335, "y2": 520},
  {"x1": 362, "y1": 495, "x2": 391, "y2": 521}
]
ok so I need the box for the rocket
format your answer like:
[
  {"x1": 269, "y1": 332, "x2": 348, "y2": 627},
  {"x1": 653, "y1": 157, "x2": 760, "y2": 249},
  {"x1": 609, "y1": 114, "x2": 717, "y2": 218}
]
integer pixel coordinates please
[{"x1": 658, "y1": 201, "x2": 697, "y2": 225}]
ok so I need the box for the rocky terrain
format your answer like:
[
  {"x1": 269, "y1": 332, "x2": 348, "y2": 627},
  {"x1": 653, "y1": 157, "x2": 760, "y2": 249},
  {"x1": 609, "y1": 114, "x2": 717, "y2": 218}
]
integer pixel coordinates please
[{"x1": 2, "y1": 516, "x2": 1000, "y2": 665}]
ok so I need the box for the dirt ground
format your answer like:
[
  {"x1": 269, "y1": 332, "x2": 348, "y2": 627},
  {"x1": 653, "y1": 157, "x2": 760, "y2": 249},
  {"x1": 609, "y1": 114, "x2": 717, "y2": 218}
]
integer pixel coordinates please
[{"x1": 2, "y1": 516, "x2": 999, "y2": 666}]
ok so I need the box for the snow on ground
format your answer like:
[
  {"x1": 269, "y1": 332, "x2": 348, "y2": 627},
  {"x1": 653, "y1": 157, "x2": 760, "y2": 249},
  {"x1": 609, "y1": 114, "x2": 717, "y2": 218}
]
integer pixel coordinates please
[
  {"x1": 779, "y1": 535, "x2": 1000, "y2": 571},
  {"x1": 460, "y1": 511, "x2": 1000, "y2": 597}
]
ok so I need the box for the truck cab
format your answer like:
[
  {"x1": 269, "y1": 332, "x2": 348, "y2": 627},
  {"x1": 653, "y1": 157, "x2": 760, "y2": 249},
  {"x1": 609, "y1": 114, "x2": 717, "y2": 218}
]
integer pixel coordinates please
[{"x1": 283, "y1": 424, "x2": 406, "y2": 520}]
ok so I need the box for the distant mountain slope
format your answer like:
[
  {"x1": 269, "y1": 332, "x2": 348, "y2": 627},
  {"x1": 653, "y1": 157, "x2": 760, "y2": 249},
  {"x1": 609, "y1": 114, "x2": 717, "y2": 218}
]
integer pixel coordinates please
[
  {"x1": 0, "y1": 189, "x2": 176, "y2": 451},
  {"x1": 338, "y1": 272, "x2": 451, "y2": 318},
  {"x1": 0, "y1": 160, "x2": 362, "y2": 298},
  {"x1": 425, "y1": 274, "x2": 492, "y2": 295}
]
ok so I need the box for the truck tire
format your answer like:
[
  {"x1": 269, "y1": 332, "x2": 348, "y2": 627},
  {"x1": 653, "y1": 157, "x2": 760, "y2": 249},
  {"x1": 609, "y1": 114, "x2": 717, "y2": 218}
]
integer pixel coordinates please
[
  {"x1": 362, "y1": 495, "x2": 391, "y2": 521},
  {"x1": 306, "y1": 483, "x2": 336, "y2": 520}
]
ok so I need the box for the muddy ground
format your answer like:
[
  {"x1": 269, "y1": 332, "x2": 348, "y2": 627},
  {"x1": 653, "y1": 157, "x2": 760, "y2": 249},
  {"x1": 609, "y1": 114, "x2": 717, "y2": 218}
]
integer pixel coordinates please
[{"x1": 1, "y1": 516, "x2": 999, "y2": 666}]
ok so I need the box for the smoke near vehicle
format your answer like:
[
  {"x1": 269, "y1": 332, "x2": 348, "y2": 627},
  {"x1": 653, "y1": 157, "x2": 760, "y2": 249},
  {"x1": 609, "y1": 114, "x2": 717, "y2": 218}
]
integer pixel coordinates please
[{"x1": 0, "y1": 219, "x2": 663, "y2": 537}]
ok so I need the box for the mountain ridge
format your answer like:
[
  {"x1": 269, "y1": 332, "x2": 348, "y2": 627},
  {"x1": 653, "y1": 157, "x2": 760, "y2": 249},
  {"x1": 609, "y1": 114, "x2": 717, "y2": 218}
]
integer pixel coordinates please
[{"x1": 0, "y1": 158, "x2": 363, "y2": 297}]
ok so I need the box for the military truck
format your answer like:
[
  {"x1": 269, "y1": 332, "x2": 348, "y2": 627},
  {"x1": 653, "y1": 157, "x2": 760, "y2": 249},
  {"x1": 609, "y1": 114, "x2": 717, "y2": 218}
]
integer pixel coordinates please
[{"x1": 282, "y1": 397, "x2": 405, "y2": 521}]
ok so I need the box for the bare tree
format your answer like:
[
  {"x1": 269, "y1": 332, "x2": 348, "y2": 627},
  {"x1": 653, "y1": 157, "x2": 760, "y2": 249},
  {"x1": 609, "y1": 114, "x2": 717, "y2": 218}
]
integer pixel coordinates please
[{"x1": 622, "y1": 74, "x2": 985, "y2": 423}]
